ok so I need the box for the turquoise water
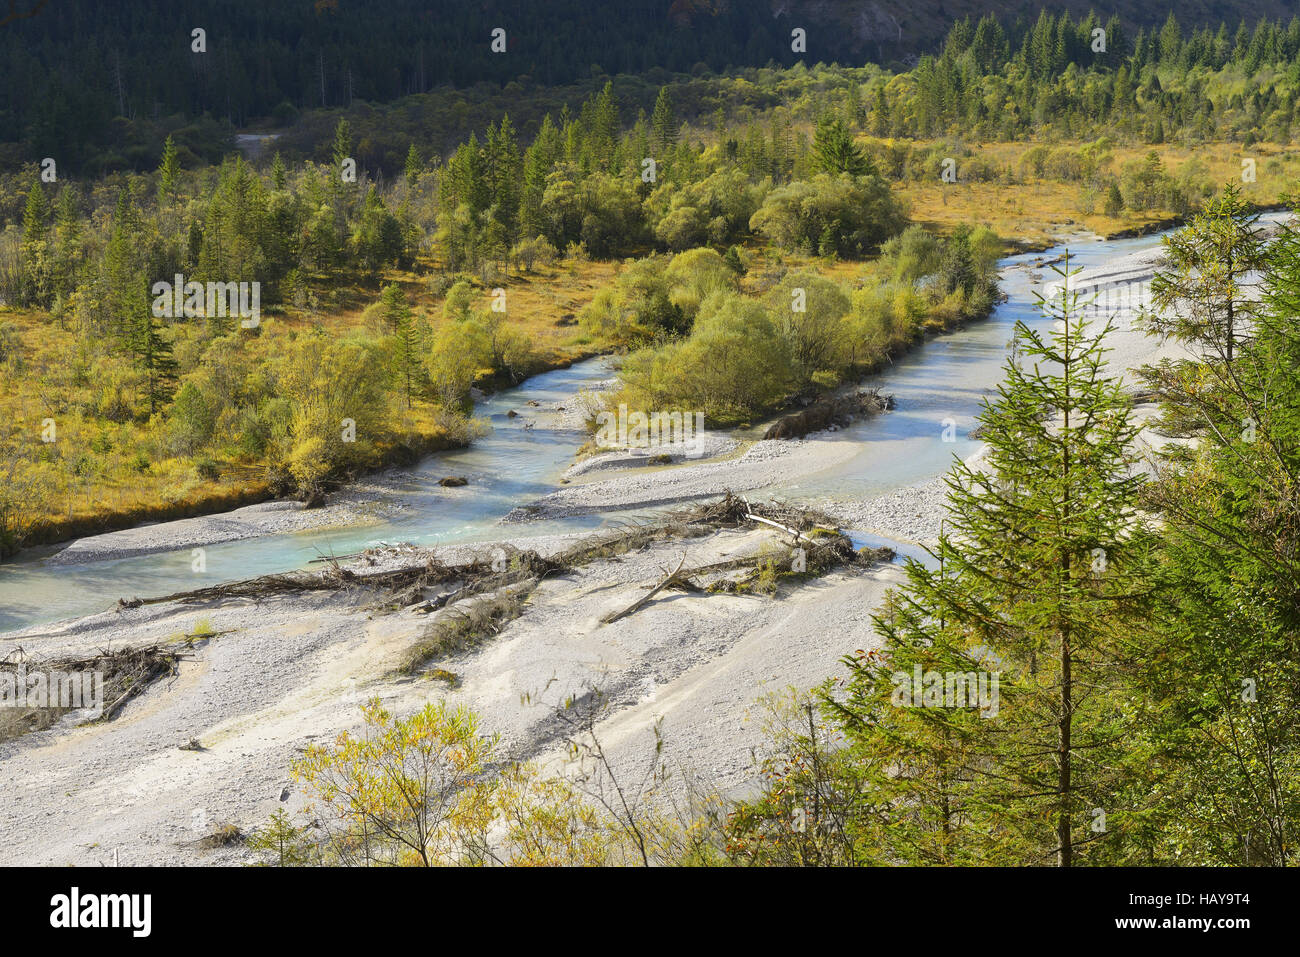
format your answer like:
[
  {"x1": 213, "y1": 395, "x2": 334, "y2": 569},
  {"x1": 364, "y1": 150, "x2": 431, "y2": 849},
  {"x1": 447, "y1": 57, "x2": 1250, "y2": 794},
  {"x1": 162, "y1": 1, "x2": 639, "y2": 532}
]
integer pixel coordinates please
[
  {"x1": 0, "y1": 226, "x2": 1194, "y2": 634},
  {"x1": 0, "y1": 360, "x2": 616, "y2": 633}
]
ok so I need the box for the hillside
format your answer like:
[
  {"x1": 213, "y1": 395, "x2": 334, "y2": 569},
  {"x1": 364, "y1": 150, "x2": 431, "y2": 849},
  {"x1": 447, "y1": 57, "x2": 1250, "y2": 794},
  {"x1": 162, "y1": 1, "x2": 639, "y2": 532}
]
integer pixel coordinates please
[{"x1": 4, "y1": 0, "x2": 1299, "y2": 172}]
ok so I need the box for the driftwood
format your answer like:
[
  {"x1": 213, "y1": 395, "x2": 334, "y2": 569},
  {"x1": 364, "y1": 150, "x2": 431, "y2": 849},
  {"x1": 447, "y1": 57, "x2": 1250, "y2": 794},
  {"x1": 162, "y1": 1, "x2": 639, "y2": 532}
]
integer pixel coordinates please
[
  {"x1": 109, "y1": 493, "x2": 888, "y2": 653},
  {"x1": 0, "y1": 645, "x2": 184, "y2": 742},
  {"x1": 764, "y1": 390, "x2": 894, "y2": 440},
  {"x1": 744, "y1": 512, "x2": 805, "y2": 541},
  {"x1": 307, "y1": 552, "x2": 364, "y2": 564},
  {"x1": 602, "y1": 554, "x2": 686, "y2": 624}
]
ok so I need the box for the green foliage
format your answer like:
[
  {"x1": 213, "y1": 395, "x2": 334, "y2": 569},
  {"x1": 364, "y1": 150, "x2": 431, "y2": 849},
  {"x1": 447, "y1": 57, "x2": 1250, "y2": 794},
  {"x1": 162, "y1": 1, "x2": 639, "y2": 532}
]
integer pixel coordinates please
[
  {"x1": 1130, "y1": 198, "x2": 1300, "y2": 864},
  {"x1": 763, "y1": 271, "x2": 851, "y2": 386},
  {"x1": 603, "y1": 222, "x2": 999, "y2": 422},
  {"x1": 272, "y1": 335, "x2": 392, "y2": 496},
  {"x1": 811, "y1": 116, "x2": 873, "y2": 177},
  {"x1": 246, "y1": 808, "x2": 315, "y2": 867},
  {"x1": 880, "y1": 225, "x2": 943, "y2": 284},
  {"x1": 617, "y1": 292, "x2": 791, "y2": 424},
  {"x1": 732, "y1": 263, "x2": 1161, "y2": 865},
  {"x1": 158, "y1": 135, "x2": 180, "y2": 204},
  {"x1": 650, "y1": 86, "x2": 677, "y2": 154},
  {"x1": 1143, "y1": 183, "x2": 1266, "y2": 369},
  {"x1": 580, "y1": 248, "x2": 743, "y2": 346},
  {"x1": 749, "y1": 173, "x2": 905, "y2": 258}
]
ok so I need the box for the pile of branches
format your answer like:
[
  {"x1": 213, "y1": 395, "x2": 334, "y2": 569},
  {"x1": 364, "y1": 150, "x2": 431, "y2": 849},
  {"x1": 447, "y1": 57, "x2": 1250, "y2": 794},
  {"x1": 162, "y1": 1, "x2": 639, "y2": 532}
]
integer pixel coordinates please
[
  {"x1": 0, "y1": 645, "x2": 183, "y2": 743},
  {"x1": 763, "y1": 390, "x2": 894, "y2": 440},
  {"x1": 110, "y1": 492, "x2": 893, "y2": 674},
  {"x1": 602, "y1": 493, "x2": 894, "y2": 617}
]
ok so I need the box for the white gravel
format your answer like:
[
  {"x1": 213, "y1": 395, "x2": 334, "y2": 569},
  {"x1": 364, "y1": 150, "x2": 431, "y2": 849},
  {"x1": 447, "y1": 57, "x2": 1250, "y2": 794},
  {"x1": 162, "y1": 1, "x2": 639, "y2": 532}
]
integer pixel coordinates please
[
  {"x1": 563, "y1": 432, "x2": 740, "y2": 479},
  {"x1": 0, "y1": 530, "x2": 904, "y2": 865},
  {"x1": 46, "y1": 475, "x2": 413, "y2": 566},
  {"x1": 504, "y1": 430, "x2": 861, "y2": 522}
]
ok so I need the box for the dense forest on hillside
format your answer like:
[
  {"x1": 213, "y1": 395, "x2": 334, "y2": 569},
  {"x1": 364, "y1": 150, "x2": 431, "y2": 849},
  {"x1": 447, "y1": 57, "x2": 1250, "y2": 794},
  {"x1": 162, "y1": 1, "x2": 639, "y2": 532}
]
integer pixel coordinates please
[
  {"x1": 7, "y1": 2, "x2": 1300, "y2": 173},
  {"x1": 0, "y1": 0, "x2": 857, "y2": 171}
]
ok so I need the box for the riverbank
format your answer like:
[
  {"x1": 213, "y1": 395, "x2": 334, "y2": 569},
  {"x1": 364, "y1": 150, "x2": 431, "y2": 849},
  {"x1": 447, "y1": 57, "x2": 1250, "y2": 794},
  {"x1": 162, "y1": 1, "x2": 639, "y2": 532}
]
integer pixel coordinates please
[
  {"x1": 43, "y1": 472, "x2": 417, "y2": 565},
  {"x1": 14, "y1": 429, "x2": 471, "y2": 558},
  {"x1": 0, "y1": 523, "x2": 905, "y2": 865},
  {"x1": 0, "y1": 222, "x2": 1228, "y2": 864}
]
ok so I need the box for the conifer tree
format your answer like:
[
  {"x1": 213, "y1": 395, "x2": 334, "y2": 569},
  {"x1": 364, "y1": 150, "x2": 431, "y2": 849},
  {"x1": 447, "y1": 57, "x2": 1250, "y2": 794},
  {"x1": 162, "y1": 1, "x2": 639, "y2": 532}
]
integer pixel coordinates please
[
  {"x1": 404, "y1": 142, "x2": 422, "y2": 186},
  {"x1": 822, "y1": 259, "x2": 1157, "y2": 865},
  {"x1": 331, "y1": 118, "x2": 353, "y2": 169},
  {"x1": 158, "y1": 134, "x2": 180, "y2": 206},
  {"x1": 19, "y1": 181, "x2": 52, "y2": 307},
  {"x1": 21, "y1": 181, "x2": 47, "y2": 246},
  {"x1": 270, "y1": 151, "x2": 287, "y2": 191},
  {"x1": 650, "y1": 86, "x2": 676, "y2": 154},
  {"x1": 1136, "y1": 205, "x2": 1300, "y2": 864},
  {"x1": 811, "y1": 116, "x2": 871, "y2": 177},
  {"x1": 134, "y1": 305, "x2": 179, "y2": 416},
  {"x1": 1144, "y1": 183, "x2": 1264, "y2": 367}
]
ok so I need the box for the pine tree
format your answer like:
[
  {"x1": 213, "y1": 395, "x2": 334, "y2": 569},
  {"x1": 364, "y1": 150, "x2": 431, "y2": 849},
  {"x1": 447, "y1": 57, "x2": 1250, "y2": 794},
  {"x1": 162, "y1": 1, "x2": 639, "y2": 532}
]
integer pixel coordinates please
[
  {"x1": 1103, "y1": 182, "x2": 1124, "y2": 216},
  {"x1": 391, "y1": 303, "x2": 423, "y2": 408},
  {"x1": 100, "y1": 187, "x2": 140, "y2": 340},
  {"x1": 270, "y1": 151, "x2": 287, "y2": 191},
  {"x1": 1143, "y1": 183, "x2": 1265, "y2": 373},
  {"x1": 486, "y1": 115, "x2": 522, "y2": 240},
  {"x1": 870, "y1": 85, "x2": 889, "y2": 136},
  {"x1": 650, "y1": 86, "x2": 676, "y2": 155},
  {"x1": 21, "y1": 181, "x2": 47, "y2": 245},
  {"x1": 135, "y1": 307, "x2": 179, "y2": 416},
  {"x1": 330, "y1": 117, "x2": 355, "y2": 224},
  {"x1": 826, "y1": 258, "x2": 1157, "y2": 865},
  {"x1": 1136, "y1": 206, "x2": 1300, "y2": 864},
  {"x1": 20, "y1": 181, "x2": 51, "y2": 306},
  {"x1": 811, "y1": 116, "x2": 872, "y2": 177},
  {"x1": 52, "y1": 186, "x2": 82, "y2": 300},
  {"x1": 377, "y1": 281, "x2": 410, "y2": 334},
  {"x1": 331, "y1": 117, "x2": 353, "y2": 168},
  {"x1": 158, "y1": 134, "x2": 180, "y2": 206},
  {"x1": 593, "y1": 82, "x2": 620, "y2": 156},
  {"x1": 404, "y1": 142, "x2": 422, "y2": 185},
  {"x1": 246, "y1": 808, "x2": 315, "y2": 866}
]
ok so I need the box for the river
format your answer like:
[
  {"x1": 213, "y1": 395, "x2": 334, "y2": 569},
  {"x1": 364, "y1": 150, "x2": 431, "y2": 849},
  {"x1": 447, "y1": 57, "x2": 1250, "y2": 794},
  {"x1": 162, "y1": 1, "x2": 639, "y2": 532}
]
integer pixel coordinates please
[{"x1": 0, "y1": 223, "x2": 1204, "y2": 634}]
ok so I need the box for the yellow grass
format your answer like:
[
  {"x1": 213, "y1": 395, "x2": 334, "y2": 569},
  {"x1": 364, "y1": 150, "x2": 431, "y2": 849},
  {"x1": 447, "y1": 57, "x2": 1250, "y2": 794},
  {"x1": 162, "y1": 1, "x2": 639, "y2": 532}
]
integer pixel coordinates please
[
  {"x1": 892, "y1": 139, "x2": 1300, "y2": 248},
  {"x1": 6, "y1": 136, "x2": 1295, "y2": 548}
]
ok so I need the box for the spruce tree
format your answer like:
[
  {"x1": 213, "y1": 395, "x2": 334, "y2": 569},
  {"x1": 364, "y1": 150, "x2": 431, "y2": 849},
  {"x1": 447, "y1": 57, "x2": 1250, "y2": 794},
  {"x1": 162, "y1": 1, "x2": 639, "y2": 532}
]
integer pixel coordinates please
[
  {"x1": 158, "y1": 134, "x2": 180, "y2": 206},
  {"x1": 135, "y1": 306, "x2": 179, "y2": 416},
  {"x1": 404, "y1": 142, "x2": 422, "y2": 185},
  {"x1": 1144, "y1": 183, "x2": 1264, "y2": 367},
  {"x1": 20, "y1": 181, "x2": 49, "y2": 305},
  {"x1": 811, "y1": 116, "x2": 871, "y2": 177},
  {"x1": 650, "y1": 86, "x2": 676, "y2": 154},
  {"x1": 331, "y1": 117, "x2": 353, "y2": 169},
  {"x1": 270, "y1": 151, "x2": 287, "y2": 191},
  {"x1": 1139, "y1": 184, "x2": 1267, "y2": 443},
  {"x1": 1135, "y1": 201, "x2": 1300, "y2": 865},
  {"x1": 21, "y1": 181, "x2": 47, "y2": 246},
  {"x1": 826, "y1": 257, "x2": 1157, "y2": 865}
]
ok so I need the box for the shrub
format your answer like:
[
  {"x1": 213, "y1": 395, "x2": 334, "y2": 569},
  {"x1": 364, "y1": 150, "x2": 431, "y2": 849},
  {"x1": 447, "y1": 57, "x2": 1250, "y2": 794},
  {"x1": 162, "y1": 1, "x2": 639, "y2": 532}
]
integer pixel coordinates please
[{"x1": 749, "y1": 172, "x2": 905, "y2": 258}]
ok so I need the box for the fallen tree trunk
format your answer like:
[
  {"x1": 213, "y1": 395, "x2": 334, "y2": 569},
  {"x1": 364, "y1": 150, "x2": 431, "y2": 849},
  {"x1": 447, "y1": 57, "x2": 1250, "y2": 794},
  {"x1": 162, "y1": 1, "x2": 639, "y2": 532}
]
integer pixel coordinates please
[
  {"x1": 602, "y1": 554, "x2": 686, "y2": 624},
  {"x1": 763, "y1": 390, "x2": 894, "y2": 440}
]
